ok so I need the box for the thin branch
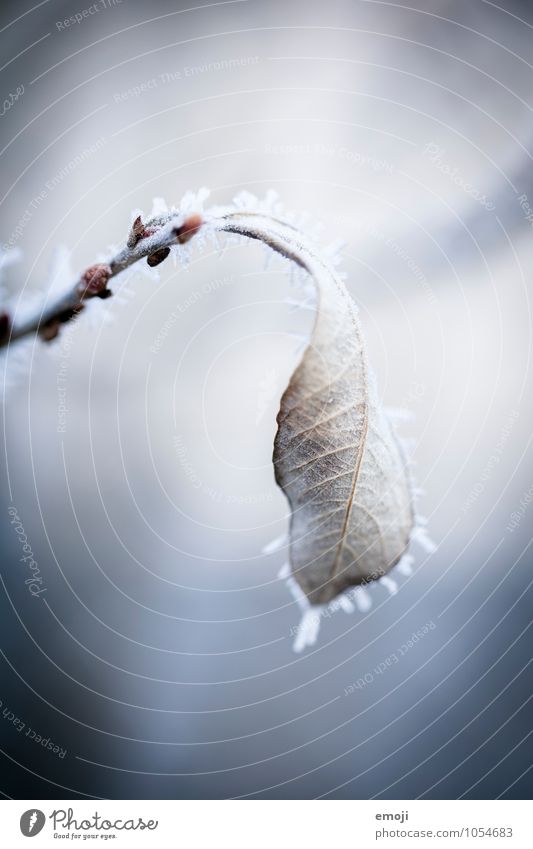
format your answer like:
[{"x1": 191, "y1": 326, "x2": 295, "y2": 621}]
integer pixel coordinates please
[
  {"x1": 0, "y1": 210, "x2": 203, "y2": 348},
  {"x1": 0, "y1": 203, "x2": 321, "y2": 350}
]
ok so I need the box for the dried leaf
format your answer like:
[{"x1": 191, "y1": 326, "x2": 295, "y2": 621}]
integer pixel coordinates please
[
  {"x1": 273, "y1": 247, "x2": 414, "y2": 605},
  {"x1": 216, "y1": 210, "x2": 414, "y2": 607}
]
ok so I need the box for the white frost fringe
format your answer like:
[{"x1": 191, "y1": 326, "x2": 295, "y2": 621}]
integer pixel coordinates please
[{"x1": 279, "y1": 513, "x2": 435, "y2": 653}]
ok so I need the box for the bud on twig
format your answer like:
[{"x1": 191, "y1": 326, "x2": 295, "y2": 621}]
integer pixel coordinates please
[
  {"x1": 127, "y1": 215, "x2": 156, "y2": 248},
  {"x1": 147, "y1": 247, "x2": 170, "y2": 267},
  {"x1": 174, "y1": 213, "x2": 202, "y2": 244},
  {"x1": 39, "y1": 320, "x2": 61, "y2": 342},
  {"x1": 0, "y1": 312, "x2": 10, "y2": 345},
  {"x1": 77, "y1": 263, "x2": 112, "y2": 299}
]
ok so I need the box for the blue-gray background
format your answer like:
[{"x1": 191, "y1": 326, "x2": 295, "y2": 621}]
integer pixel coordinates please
[{"x1": 0, "y1": 0, "x2": 531, "y2": 799}]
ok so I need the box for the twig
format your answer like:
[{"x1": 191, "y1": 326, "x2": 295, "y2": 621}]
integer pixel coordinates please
[
  {"x1": 0, "y1": 209, "x2": 203, "y2": 348},
  {"x1": 0, "y1": 196, "x2": 325, "y2": 350}
]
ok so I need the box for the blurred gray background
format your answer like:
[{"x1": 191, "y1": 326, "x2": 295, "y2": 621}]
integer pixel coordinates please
[{"x1": 0, "y1": 0, "x2": 532, "y2": 799}]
